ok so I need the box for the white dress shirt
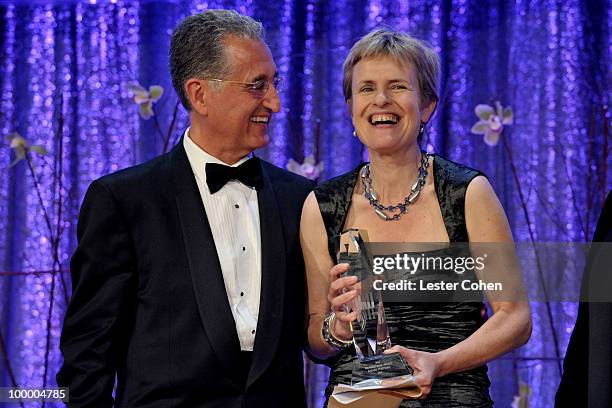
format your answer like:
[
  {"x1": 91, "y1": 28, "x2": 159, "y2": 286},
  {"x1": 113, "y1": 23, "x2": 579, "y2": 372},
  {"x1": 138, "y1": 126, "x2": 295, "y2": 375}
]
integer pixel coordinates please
[{"x1": 183, "y1": 129, "x2": 261, "y2": 351}]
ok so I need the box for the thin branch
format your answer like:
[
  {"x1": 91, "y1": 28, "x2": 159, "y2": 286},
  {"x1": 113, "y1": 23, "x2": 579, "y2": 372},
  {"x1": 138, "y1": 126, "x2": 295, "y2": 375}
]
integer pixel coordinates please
[
  {"x1": 559, "y1": 149, "x2": 587, "y2": 241},
  {"x1": 41, "y1": 266, "x2": 57, "y2": 401},
  {"x1": 585, "y1": 106, "x2": 595, "y2": 240},
  {"x1": 39, "y1": 94, "x2": 62, "y2": 406},
  {"x1": 501, "y1": 135, "x2": 562, "y2": 375},
  {"x1": 54, "y1": 94, "x2": 69, "y2": 303},
  {"x1": 162, "y1": 101, "x2": 180, "y2": 153},
  {"x1": 286, "y1": 116, "x2": 303, "y2": 162},
  {"x1": 152, "y1": 112, "x2": 166, "y2": 147},
  {"x1": 601, "y1": 105, "x2": 609, "y2": 208},
  {"x1": 25, "y1": 155, "x2": 54, "y2": 239},
  {"x1": 129, "y1": 128, "x2": 138, "y2": 165},
  {"x1": 533, "y1": 189, "x2": 574, "y2": 240},
  {"x1": 314, "y1": 120, "x2": 321, "y2": 164},
  {"x1": 512, "y1": 353, "x2": 519, "y2": 398}
]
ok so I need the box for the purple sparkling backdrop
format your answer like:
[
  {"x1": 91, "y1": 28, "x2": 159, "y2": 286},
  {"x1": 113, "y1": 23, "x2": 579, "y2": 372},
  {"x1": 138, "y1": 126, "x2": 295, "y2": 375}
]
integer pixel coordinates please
[{"x1": 0, "y1": 1, "x2": 610, "y2": 407}]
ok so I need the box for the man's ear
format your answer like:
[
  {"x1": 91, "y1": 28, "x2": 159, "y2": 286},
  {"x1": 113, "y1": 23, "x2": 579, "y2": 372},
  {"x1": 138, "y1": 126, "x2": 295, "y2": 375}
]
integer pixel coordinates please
[
  {"x1": 421, "y1": 99, "x2": 437, "y2": 124},
  {"x1": 185, "y1": 78, "x2": 208, "y2": 116}
]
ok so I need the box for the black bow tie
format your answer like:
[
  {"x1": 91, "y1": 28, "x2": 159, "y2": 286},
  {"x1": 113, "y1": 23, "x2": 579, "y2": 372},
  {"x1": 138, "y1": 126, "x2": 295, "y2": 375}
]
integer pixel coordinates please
[{"x1": 205, "y1": 157, "x2": 263, "y2": 194}]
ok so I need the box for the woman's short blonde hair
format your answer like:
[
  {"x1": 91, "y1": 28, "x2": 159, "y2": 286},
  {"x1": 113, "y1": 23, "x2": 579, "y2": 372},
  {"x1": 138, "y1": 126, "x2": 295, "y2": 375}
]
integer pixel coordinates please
[{"x1": 342, "y1": 28, "x2": 440, "y2": 107}]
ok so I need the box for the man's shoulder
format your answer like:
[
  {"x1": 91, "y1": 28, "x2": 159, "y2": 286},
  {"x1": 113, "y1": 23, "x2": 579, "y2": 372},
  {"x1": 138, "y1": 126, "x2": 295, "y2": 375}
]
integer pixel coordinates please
[{"x1": 94, "y1": 152, "x2": 171, "y2": 194}]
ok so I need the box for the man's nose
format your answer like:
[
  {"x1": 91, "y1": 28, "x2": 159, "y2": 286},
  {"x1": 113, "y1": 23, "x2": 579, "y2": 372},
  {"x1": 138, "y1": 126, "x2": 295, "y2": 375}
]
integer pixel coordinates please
[{"x1": 262, "y1": 84, "x2": 281, "y2": 113}]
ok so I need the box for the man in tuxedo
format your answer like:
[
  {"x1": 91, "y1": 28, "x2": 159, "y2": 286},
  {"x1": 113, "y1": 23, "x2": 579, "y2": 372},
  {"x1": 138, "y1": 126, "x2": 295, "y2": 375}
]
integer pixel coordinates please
[
  {"x1": 556, "y1": 190, "x2": 612, "y2": 407},
  {"x1": 57, "y1": 10, "x2": 313, "y2": 407}
]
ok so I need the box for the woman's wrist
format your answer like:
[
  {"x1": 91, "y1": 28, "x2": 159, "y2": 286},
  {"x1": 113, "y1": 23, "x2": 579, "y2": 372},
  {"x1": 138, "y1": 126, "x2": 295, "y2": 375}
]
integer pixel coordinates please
[
  {"x1": 329, "y1": 314, "x2": 353, "y2": 343},
  {"x1": 321, "y1": 312, "x2": 352, "y2": 350},
  {"x1": 433, "y1": 349, "x2": 451, "y2": 378},
  {"x1": 330, "y1": 313, "x2": 353, "y2": 342}
]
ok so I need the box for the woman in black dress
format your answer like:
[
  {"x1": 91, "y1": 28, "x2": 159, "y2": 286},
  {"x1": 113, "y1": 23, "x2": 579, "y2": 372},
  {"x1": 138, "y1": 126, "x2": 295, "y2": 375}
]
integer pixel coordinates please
[{"x1": 300, "y1": 28, "x2": 532, "y2": 407}]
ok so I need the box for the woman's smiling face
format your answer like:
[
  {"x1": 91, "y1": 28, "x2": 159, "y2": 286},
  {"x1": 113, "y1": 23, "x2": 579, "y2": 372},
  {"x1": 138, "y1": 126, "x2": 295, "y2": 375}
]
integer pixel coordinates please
[{"x1": 349, "y1": 55, "x2": 435, "y2": 155}]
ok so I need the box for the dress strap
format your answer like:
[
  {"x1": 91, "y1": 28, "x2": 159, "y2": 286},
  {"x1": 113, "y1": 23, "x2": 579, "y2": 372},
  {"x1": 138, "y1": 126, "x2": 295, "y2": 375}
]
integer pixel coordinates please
[
  {"x1": 432, "y1": 155, "x2": 486, "y2": 243},
  {"x1": 314, "y1": 164, "x2": 365, "y2": 261}
]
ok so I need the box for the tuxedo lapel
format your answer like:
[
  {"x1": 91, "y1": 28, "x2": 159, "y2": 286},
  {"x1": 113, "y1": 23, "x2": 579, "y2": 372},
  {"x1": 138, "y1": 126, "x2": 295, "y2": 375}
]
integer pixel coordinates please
[
  {"x1": 248, "y1": 162, "x2": 286, "y2": 386},
  {"x1": 169, "y1": 143, "x2": 243, "y2": 384}
]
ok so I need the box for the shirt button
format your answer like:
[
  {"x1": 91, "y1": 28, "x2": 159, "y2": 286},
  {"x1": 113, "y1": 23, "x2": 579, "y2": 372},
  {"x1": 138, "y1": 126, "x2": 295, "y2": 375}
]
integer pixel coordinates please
[
  {"x1": 240, "y1": 292, "x2": 244, "y2": 296},
  {"x1": 251, "y1": 330, "x2": 255, "y2": 334},
  {"x1": 234, "y1": 204, "x2": 239, "y2": 208},
  {"x1": 242, "y1": 246, "x2": 246, "y2": 251}
]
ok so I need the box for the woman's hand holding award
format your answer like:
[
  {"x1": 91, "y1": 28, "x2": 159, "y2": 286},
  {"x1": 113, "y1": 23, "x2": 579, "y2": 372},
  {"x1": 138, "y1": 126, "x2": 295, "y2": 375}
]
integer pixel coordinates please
[{"x1": 329, "y1": 229, "x2": 421, "y2": 408}]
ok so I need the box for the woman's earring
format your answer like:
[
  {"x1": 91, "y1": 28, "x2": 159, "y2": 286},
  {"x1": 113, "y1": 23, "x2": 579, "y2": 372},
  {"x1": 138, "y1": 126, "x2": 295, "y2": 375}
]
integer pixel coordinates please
[
  {"x1": 417, "y1": 122, "x2": 426, "y2": 145},
  {"x1": 353, "y1": 130, "x2": 358, "y2": 137}
]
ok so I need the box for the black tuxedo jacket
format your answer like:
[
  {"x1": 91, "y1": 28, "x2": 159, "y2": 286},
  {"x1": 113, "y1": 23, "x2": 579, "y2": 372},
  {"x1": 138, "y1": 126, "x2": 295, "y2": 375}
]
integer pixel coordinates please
[
  {"x1": 57, "y1": 142, "x2": 314, "y2": 407},
  {"x1": 556, "y1": 190, "x2": 612, "y2": 407}
]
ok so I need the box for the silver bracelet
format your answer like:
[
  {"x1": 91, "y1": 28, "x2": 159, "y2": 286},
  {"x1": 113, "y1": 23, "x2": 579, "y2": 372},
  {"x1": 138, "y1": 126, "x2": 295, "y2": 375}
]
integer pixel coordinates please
[{"x1": 322, "y1": 312, "x2": 353, "y2": 350}]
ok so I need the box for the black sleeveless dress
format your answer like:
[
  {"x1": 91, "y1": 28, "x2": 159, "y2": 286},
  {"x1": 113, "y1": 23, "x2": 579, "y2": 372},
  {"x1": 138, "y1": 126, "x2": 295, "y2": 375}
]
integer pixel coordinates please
[{"x1": 314, "y1": 155, "x2": 494, "y2": 408}]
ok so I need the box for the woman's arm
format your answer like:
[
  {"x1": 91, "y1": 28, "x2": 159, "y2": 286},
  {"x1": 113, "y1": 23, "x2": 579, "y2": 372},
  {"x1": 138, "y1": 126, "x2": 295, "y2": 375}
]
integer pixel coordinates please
[
  {"x1": 386, "y1": 176, "x2": 532, "y2": 397},
  {"x1": 300, "y1": 191, "x2": 359, "y2": 360},
  {"x1": 436, "y1": 176, "x2": 532, "y2": 372}
]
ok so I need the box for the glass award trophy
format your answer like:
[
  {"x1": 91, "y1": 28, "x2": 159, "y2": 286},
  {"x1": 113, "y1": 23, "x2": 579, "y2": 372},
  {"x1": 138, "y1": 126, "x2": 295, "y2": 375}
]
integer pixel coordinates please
[{"x1": 336, "y1": 229, "x2": 413, "y2": 386}]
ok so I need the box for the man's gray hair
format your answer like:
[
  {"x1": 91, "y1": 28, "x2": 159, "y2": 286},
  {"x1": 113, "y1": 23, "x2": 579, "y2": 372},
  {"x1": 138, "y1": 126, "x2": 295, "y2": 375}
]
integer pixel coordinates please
[
  {"x1": 342, "y1": 28, "x2": 440, "y2": 108},
  {"x1": 170, "y1": 9, "x2": 265, "y2": 110}
]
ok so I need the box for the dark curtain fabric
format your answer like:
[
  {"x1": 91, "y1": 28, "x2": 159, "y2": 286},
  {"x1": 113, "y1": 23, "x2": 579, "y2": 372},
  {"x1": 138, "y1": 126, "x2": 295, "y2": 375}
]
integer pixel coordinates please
[{"x1": 0, "y1": 1, "x2": 610, "y2": 407}]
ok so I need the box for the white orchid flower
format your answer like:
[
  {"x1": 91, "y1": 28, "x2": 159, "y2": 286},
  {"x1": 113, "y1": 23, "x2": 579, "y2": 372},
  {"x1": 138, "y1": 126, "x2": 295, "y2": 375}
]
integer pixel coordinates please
[
  {"x1": 510, "y1": 382, "x2": 531, "y2": 408},
  {"x1": 286, "y1": 155, "x2": 324, "y2": 180},
  {"x1": 127, "y1": 82, "x2": 164, "y2": 120},
  {"x1": 471, "y1": 101, "x2": 513, "y2": 146},
  {"x1": 6, "y1": 132, "x2": 48, "y2": 167}
]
